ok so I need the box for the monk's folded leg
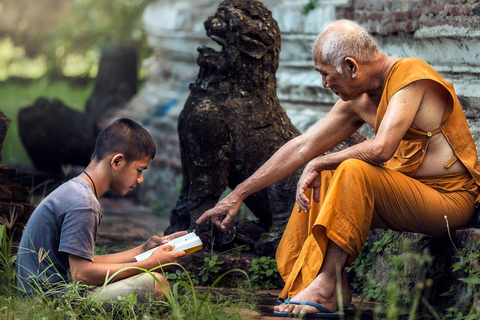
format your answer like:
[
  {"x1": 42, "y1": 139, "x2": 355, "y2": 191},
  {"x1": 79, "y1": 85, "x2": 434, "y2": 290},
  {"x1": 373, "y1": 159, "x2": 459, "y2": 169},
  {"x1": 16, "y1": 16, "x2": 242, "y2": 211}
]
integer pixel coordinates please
[{"x1": 276, "y1": 159, "x2": 477, "y2": 299}]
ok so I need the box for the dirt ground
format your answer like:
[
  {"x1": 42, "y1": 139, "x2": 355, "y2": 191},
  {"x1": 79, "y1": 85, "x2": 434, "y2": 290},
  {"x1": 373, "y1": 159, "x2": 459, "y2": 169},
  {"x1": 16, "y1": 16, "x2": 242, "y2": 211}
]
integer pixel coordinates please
[{"x1": 96, "y1": 197, "x2": 170, "y2": 251}]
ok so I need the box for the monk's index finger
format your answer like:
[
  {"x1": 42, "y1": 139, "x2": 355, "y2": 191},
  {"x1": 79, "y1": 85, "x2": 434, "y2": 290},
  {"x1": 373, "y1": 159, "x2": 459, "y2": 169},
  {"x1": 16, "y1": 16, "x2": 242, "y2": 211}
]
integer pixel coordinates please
[
  {"x1": 196, "y1": 213, "x2": 208, "y2": 224},
  {"x1": 196, "y1": 208, "x2": 217, "y2": 224}
]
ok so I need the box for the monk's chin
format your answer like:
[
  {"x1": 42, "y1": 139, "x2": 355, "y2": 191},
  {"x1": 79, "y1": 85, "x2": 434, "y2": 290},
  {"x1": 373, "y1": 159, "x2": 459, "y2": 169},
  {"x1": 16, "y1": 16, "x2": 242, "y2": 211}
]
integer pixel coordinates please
[{"x1": 339, "y1": 94, "x2": 356, "y2": 102}]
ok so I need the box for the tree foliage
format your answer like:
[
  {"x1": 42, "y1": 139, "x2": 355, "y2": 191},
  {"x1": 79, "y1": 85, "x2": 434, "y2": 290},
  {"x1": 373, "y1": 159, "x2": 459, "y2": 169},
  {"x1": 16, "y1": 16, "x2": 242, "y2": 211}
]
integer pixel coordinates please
[
  {"x1": 1, "y1": 0, "x2": 155, "y2": 78},
  {"x1": 53, "y1": 0, "x2": 155, "y2": 55},
  {"x1": 48, "y1": 0, "x2": 155, "y2": 77}
]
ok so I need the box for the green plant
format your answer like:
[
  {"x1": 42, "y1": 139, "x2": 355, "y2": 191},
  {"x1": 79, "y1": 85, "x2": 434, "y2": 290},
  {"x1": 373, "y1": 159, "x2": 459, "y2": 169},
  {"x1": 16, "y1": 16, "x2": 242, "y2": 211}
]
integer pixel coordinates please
[
  {"x1": 440, "y1": 216, "x2": 480, "y2": 319},
  {"x1": 7, "y1": 257, "x2": 255, "y2": 319},
  {"x1": 248, "y1": 256, "x2": 280, "y2": 290},
  {"x1": 347, "y1": 234, "x2": 388, "y2": 302},
  {"x1": 231, "y1": 243, "x2": 250, "y2": 255},
  {"x1": 382, "y1": 244, "x2": 435, "y2": 319},
  {"x1": 100, "y1": 264, "x2": 253, "y2": 320},
  {"x1": 198, "y1": 255, "x2": 224, "y2": 284},
  {"x1": 167, "y1": 268, "x2": 199, "y2": 286},
  {"x1": 0, "y1": 210, "x2": 18, "y2": 296},
  {"x1": 347, "y1": 240, "x2": 373, "y2": 293},
  {"x1": 370, "y1": 230, "x2": 401, "y2": 253},
  {"x1": 302, "y1": 0, "x2": 320, "y2": 15},
  {"x1": 347, "y1": 231, "x2": 446, "y2": 318},
  {"x1": 49, "y1": 0, "x2": 154, "y2": 78}
]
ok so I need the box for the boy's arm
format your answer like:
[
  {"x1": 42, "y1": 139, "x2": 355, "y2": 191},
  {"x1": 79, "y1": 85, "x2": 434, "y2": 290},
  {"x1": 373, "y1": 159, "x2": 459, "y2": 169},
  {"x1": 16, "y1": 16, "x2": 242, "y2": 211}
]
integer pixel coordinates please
[
  {"x1": 93, "y1": 231, "x2": 188, "y2": 264},
  {"x1": 68, "y1": 245, "x2": 185, "y2": 286}
]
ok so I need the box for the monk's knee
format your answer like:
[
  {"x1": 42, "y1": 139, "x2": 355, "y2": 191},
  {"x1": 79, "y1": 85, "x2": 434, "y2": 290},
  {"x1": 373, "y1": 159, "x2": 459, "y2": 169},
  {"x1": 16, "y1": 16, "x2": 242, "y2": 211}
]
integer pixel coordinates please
[
  {"x1": 335, "y1": 159, "x2": 382, "y2": 182},
  {"x1": 337, "y1": 159, "x2": 372, "y2": 172}
]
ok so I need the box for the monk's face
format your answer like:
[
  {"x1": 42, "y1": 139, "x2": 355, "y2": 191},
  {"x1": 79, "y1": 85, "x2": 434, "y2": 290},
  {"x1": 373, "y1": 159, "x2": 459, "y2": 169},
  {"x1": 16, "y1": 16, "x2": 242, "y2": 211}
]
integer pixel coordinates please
[
  {"x1": 312, "y1": 39, "x2": 361, "y2": 101},
  {"x1": 314, "y1": 58, "x2": 359, "y2": 101}
]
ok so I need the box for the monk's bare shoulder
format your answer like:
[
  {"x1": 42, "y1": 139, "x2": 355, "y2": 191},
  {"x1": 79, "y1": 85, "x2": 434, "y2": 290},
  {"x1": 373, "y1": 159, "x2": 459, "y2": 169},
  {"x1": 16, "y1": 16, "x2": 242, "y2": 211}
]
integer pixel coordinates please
[
  {"x1": 411, "y1": 79, "x2": 450, "y2": 131},
  {"x1": 334, "y1": 94, "x2": 377, "y2": 127}
]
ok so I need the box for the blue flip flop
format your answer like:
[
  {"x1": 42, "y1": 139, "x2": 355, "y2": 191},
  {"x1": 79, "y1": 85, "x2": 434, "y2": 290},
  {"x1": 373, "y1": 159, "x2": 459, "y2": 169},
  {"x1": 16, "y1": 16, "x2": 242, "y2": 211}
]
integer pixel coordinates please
[{"x1": 273, "y1": 298, "x2": 343, "y2": 319}]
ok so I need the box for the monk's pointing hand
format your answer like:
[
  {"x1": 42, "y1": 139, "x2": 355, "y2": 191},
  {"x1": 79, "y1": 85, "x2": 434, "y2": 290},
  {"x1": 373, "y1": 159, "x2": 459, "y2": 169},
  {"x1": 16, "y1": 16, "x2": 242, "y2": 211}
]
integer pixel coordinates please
[{"x1": 196, "y1": 194, "x2": 242, "y2": 230}]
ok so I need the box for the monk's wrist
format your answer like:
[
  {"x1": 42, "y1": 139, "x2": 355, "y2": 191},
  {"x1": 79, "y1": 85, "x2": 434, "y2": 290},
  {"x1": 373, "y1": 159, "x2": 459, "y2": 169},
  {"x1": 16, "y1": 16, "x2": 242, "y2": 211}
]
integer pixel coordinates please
[{"x1": 232, "y1": 182, "x2": 251, "y2": 202}]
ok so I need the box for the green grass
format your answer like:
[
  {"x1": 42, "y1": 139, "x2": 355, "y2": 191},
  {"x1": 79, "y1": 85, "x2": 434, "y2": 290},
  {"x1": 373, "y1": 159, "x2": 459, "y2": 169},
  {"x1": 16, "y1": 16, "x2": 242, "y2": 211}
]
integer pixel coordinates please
[
  {"x1": 0, "y1": 79, "x2": 93, "y2": 164},
  {"x1": 0, "y1": 288, "x2": 257, "y2": 320},
  {"x1": 1, "y1": 223, "x2": 259, "y2": 320}
]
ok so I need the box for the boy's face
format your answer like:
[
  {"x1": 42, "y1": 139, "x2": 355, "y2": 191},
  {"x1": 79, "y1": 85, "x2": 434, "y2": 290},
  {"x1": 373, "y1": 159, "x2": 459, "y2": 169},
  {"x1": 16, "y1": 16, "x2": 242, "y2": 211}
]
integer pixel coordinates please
[{"x1": 111, "y1": 155, "x2": 151, "y2": 196}]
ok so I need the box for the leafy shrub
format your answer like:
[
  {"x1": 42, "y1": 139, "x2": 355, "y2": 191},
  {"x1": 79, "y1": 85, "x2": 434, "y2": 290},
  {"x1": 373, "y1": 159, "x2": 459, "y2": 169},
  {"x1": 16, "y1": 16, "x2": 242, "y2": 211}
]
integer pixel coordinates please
[
  {"x1": 248, "y1": 256, "x2": 279, "y2": 290},
  {"x1": 198, "y1": 255, "x2": 224, "y2": 285}
]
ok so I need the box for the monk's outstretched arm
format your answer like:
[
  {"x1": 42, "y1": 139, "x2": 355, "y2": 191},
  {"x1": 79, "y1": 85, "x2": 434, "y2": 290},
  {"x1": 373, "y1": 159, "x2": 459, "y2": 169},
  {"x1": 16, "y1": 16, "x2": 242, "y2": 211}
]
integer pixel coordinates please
[{"x1": 196, "y1": 98, "x2": 364, "y2": 229}]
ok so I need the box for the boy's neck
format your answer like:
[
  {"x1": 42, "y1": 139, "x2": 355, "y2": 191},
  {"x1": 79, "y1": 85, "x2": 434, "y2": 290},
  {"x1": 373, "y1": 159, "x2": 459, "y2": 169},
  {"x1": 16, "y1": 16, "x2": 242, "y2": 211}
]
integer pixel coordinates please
[{"x1": 79, "y1": 161, "x2": 111, "y2": 199}]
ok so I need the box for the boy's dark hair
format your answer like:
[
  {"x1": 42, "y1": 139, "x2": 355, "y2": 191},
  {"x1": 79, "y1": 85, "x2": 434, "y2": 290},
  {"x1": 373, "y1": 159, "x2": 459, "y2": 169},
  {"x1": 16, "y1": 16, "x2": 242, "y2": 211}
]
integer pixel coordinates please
[{"x1": 91, "y1": 118, "x2": 156, "y2": 163}]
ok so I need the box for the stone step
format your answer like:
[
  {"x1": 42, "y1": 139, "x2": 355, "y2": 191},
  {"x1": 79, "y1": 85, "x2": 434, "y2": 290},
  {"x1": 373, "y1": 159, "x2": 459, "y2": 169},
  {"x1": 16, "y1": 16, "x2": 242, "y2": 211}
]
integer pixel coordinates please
[{"x1": 0, "y1": 164, "x2": 36, "y2": 248}]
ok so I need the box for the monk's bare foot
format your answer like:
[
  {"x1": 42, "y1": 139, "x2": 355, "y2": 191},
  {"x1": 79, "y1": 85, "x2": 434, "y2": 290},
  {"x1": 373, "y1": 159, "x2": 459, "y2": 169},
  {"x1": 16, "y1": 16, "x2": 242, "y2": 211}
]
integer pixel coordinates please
[
  {"x1": 274, "y1": 274, "x2": 337, "y2": 316},
  {"x1": 274, "y1": 269, "x2": 352, "y2": 316}
]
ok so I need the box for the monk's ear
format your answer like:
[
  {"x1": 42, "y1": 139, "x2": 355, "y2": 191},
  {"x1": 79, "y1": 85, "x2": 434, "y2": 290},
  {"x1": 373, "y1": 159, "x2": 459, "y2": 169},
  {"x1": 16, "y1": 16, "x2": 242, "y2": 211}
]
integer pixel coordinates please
[
  {"x1": 111, "y1": 154, "x2": 125, "y2": 170},
  {"x1": 344, "y1": 58, "x2": 358, "y2": 78}
]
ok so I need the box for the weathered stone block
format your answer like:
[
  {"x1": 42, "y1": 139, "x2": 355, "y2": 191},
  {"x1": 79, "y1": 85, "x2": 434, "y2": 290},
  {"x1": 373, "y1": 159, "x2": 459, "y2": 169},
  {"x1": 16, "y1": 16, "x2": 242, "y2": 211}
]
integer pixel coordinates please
[
  {"x1": 15, "y1": 204, "x2": 36, "y2": 225},
  {"x1": 9, "y1": 185, "x2": 29, "y2": 203},
  {"x1": 454, "y1": 227, "x2": 480, "y2": 247},
  {"x1": 0, "y1": 185, "x2": 12, "y2": 201},
  {"x1": 0, "y1": 164, "x2": 17, "y2": 184}
]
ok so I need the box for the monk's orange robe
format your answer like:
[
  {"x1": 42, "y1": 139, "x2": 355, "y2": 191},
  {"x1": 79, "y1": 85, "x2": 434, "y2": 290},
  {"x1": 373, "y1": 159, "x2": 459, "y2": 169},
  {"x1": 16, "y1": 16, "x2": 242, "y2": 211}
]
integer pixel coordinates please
[{"x1": 276, "y1": 58, "x2": 480, "y2": 299}]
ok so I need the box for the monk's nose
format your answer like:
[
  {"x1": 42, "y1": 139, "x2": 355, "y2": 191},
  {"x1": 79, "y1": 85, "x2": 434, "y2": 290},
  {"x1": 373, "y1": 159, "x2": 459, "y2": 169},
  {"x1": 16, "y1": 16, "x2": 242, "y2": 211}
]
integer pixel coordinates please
[{"x1": 322, "y1": 76, "x2": 329, "y2": 88}]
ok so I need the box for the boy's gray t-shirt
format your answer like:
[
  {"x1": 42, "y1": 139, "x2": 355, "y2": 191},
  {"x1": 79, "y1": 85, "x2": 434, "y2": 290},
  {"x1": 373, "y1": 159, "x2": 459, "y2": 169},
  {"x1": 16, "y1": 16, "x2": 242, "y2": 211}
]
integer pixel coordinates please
[{"x1": 16, "y1": 178, "x2": 102, "y2": 293}]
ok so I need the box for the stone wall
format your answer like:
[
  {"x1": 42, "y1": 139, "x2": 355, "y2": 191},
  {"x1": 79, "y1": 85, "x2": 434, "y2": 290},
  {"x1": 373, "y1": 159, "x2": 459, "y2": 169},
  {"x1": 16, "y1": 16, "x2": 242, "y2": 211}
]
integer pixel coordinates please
[{"x1": 347, "y1": 0, "x2": 480, "y2": 34}]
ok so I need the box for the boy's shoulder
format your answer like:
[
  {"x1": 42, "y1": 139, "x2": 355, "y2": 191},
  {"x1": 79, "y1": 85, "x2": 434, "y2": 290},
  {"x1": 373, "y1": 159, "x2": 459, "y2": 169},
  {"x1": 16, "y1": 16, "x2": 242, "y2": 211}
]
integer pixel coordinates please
[
  {"x1": 50, "y1": 177, "x2": 90, "y2": 197},
  {"x1": 42, "y1": 177, "x2": 100, "y2": 212}
]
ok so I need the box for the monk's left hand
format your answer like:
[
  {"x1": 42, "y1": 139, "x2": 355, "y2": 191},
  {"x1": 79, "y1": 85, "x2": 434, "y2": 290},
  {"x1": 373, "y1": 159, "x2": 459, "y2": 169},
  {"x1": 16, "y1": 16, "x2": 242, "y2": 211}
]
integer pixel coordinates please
[{"x1": 296, "y1": 162, "x2": 322, "y2": 213}]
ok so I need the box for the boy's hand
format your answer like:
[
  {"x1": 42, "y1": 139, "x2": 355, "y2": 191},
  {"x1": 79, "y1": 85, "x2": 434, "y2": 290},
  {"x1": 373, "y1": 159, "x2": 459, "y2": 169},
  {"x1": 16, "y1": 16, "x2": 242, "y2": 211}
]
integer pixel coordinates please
[
  {"x1": 143, "y1": 231, "x2": 188, "y2": 251},
  {"x1": 149, "y1": 244, "x2": 185, "y2": 266}
]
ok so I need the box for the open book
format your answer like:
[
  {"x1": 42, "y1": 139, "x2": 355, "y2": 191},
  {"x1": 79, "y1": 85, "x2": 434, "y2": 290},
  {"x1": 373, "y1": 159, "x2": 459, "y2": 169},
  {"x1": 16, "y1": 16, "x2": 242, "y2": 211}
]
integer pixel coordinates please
[{"x1": 134, "y1": 232, "x2": 203, "y2": 262}]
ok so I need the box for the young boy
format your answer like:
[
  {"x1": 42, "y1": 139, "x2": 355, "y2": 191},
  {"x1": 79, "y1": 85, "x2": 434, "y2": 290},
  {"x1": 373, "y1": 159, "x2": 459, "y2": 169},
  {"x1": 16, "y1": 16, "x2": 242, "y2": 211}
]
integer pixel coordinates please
[{"x1": 16, "y1": 118, "x2": 186, "y2": 301}]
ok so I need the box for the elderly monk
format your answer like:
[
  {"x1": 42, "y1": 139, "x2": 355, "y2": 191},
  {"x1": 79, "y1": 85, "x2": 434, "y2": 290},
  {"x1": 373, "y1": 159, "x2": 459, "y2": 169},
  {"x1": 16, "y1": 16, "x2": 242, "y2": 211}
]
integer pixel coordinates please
[{"x1": 197, "y1": 20, "x2": 480, "y2": 317}]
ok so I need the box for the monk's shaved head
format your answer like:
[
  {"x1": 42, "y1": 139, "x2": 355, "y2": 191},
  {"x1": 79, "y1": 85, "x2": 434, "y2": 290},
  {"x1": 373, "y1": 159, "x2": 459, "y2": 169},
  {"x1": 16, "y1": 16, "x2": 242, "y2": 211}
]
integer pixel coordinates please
[{"x1": 313, "y1": 20, "x2": 380, "y2": 73}]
